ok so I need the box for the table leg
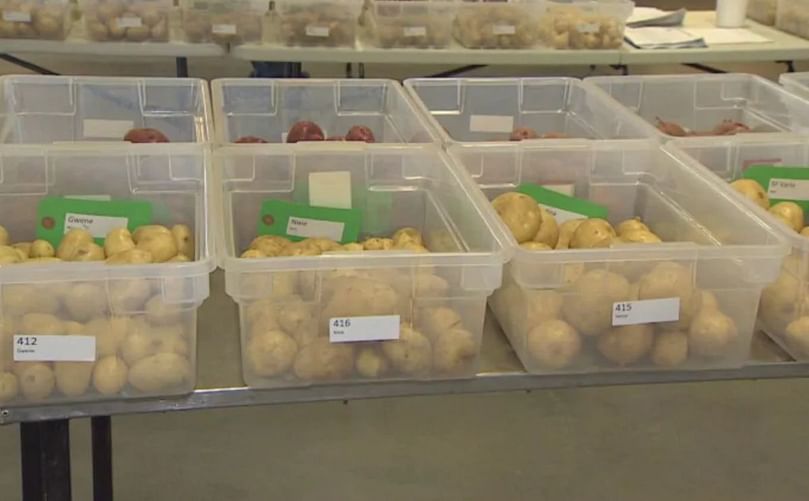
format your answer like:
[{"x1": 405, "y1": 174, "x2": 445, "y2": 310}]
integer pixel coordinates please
[
  {"x1": 91, "y1": 416, "x2": 113, "y2": 501},
  {"x1": 176, "y1": 57, "x2": 189, "y2": 77},
  {"x1": 20, "y1": 419, "x2": 72, "y2": 501}
]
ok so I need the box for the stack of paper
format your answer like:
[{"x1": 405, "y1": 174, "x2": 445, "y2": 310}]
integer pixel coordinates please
[
  {"x1": 627, "y1": 7, "x2": 687, "y2": 27},
  {"x1": 625, "y1": 26, "x2": 772, "y2": 49}
]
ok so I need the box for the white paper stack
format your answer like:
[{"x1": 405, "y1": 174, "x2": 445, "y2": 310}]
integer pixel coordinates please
[
  {"x1": 624, "y1": 27, "x2": 706, "y2": 49},
  {"x1": 627, "y1": 7, "x2": 687, "y2": 27}
]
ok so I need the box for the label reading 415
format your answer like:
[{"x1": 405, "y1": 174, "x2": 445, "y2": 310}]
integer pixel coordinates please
[{"x1": 611, "y1": 298, "x2": 680, "y2": 327}]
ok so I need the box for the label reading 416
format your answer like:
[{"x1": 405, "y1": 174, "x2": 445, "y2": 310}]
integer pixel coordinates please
[{"x1": 329, "y1": 316, "x2": 400, "y2": 343}]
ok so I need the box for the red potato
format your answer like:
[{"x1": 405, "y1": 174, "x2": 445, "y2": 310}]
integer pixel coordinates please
[
  {"x1": 234, "y1": 136, "x2": 268, "y2": 143},
  {"x1": 541, "y1": 132, "x2": 570, "y2": 139},
  {"x1": 510, "y1": 127, "x2": 539, "y2": 141},
  {"x1": 345, "y1": 125, "x2": 376, "y2": 143},
  {"x1": 655, "y1": 117, "x2": 688, "y2": 137},
  {"x1": 124, "y1": 128, "x2": 169, "y2": 143},
  {"x1": 286, "y1": 121, "x2": 325, "y2": 143},
  {"x1": 711, "y1": 119, "x2": 751, "y2": 136}
]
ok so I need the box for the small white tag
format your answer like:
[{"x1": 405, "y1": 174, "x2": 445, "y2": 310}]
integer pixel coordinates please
[
  {"x1": 329, "y1": 315, "x2": 400, "y2": 343},
  {"x1": 305, "y1": 25, "x2": 330, "y2": 37},
  {"x1": 543, "y1": 184, "x2": 575, "y2": 196},
  {"x1": 492, "y1": 24, "x2": 516, "y2": 35},
  {"x1": 83, "y1": 119, "x2": 134, "y2": 139},
  {"x1": 469, "y1": 115, "x2": 514, "y2": 133},
  {"x1": 767, "y1": 178, "x2": 809, "y2": 201},
  {"x1": 116, "y1": 16, "x2": 142, "y2": 28},
  {"x1": 612, "y1": 298, "x2": 680, "y2": 326},
  {"x1": 286, "y1": 216, "x2": 344, "y2": 241},
  {"x1": 577, "y1": 23, "x2": 599, "y2": 34},
  {"x1": 64, "y1": 213, "x2": 128, "y2": 239},
  {"x1": 14, "y1": 335, "x2": 96, "y2": 362},
  {"x1": 539, "y1": 204, "x2": 587, "y2": 224},
  {"x1": 3, "y1": 11, "x2": 31, "y2": 22},
  {"x1": 212, "y1": 23, "x2": 237, "y2": 34},
  {"x1": 309, "y1": 171, "x2": 352, "y2": 209},
  {"x1": 403, "y1": 26, "x2": 427, "y2": 37}
]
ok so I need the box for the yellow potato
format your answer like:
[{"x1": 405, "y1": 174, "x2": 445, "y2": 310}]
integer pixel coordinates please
[
  {"x1": 106, "y1": 248, "x2": 153, "y2": 265},
  {"x1": 292, "y1": 338, "x2": 354, "y2": 381},
  {"x1": 104, "y1": 228, "x2": 135, "y2": 257},
  {"x1": 30, "y1": 240, "x2": 55, "y2": 258},
  {"x1": 136, "y1": 231, "x2": 177, "y2": 263},
  {"x1": 392, "y1": 227, "x2": 423, "y2": 247},
  {"x1": 533, "y1": 208, "x2": 559, "y2": 248},
  {"x1": 56, "y1": 228, "x2": 93, "y2": 260},
  {"x1": 12, "y1": 242, "x2": 32, "y2": 257},
  {"x1": 569, "y1": 219, "x2": 615, "y2": 249},
  {"x1": 355, "y1": 346, "x2": 390, "y2": 378},
  {"x1": 432, "y1": 328, "x2": 478, "y2": 376},
  {"x1": 418, "y1": 306, "x2": 462, "y2": 341},
  {"x1": 562, "y1": 269, "x2": 631, "y2": 336},
  {"x1": 0, "y1": 245, "x2": 23, "y2": 264},
  {"x1": 619, "y1": 230, "x2": 662, "y2": 244},
  {"x1": 784, "y1": 316, "x2": 809, "y2": 357},
  {"x1": 72, "y1": 242, "x2": 105, "y2": 262},
  {"x1": 54, "y1": 362, "x2": 94, "y2": 397},
  {"x1": 651, "y1": 330, "x2": 689, "y2": 368},
  {"x1": 520, "y1": 242, "x2": 552, "y2": 251},
  {"x1": 616, "y1": 218, "x2": 650, "y2": 236},
  {"x1": 0, "y1": 371, "x2": 18, "y2": 403},
  {"x1": 769, "y1": 202, "x2": 804, "y2": 232},
  {"x1": 249, "y1": 235, "x2": 290, "y2": 256},
  {"x1": 245, "y1": 329, "x2": 298, "y2": 377},
  {"x1": 688, "y1": 309, "x2": 738, "y2": 358},
  {"x1": 0, "y1": 225, "x2": 8, "y2": 245},
  {"x1": 128, "y1": 352, "x2": 191, "y2": 393},
  {"x1": 362, "y1": 237, "x2": 394, "y2": 251},
  {"x1": 85, "y1": 317, "x2": 130, "y2": 357},
  {"x1": 145, "y1": 295, "x2": 183, "y2": 325},
  {"x1": 92, "y1": 356, "x2": 128, "y2": 395},
  {"x1": 240, "y1": 249, "x2": 265, "y2": 259},
  {"x1": 597, "y1": 324, "x2": 654, "y2": 366},
  {"x1": 491, "y1": 192, "x2": 542, "y2": 243},
  {"x1": 555, "y1": 218, "x2": 585, "y2": 248},
  {"x1": 171, "y1": 224, "x2": 194, "y2": 258},
  {"x1": 20, "y1": 313, "x2": 63, "y2": 336},
  {"x1": 64, "y1": 283, "x2": 107, "y2": 322},
  {"x1": 730, "y1": 179, "x2": 769, "y2": 210},
  {"x1": 18, "y1": 363, "x2": 55, "y2": 401},
  {"x1": 381, "y1": 324, "x2": 432, "y2": 376},
  {"x1": 637, "y1": 262, "x2": 698, "y2": 330},
  {"x1": 526, "y1": 319, "x2": 581, "y2": 370},
  {"x1": 109, "y1": 279, "x2": 152, "y2": 313}
]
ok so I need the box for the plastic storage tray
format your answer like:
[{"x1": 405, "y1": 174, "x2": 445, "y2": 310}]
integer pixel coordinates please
[
  {"x1": 448, "y1": 139, "x2": 788, "y2": 374},
  {"x1": 666, "y1": 134, "x2": 809, "y2": 360},
  {"x1": 211, "y1": 78, "x2": 439, "y2": 144},
  {"x1": 537, "y1": 0, "x2": 633, "y2": 50},
  {"x1": 217, "y1": 144, "x2": 506, "y2": 388},
  {"x1": 588, "y1": 73, "x2": 809, "y2": 140},
  {"x1": 404, "y1": 77, "x2": 657, "y2": 144},
  {"x1": 0, "y1": 0, "x2": 71, "y2": 40},
  {"x1": 0, "y1": 143, "x2": 213, "y2": 407},
  {"x1": 748, "y1": 0, "x2": 777, "y2": 25},
  {"x1": 276, "y1": 0, "x2": 363, "y2": 47},
  {"x1": 779, "y1": 72, "x2": 809, "y2": 101},
  {"x1": 0, "y1": 75, "x2": 212, "y2": 144},
  {"x1": 79, "y1": 0, "x2": 171, "y2": 42},
  {"x1": 453, "y1": 0, "x2": 542, "y2": 49},
  {"x1": 776, "y1": 0, "x2": 809, "y2": 39},
  {"x1": 180, "y1": 0, "x2": 267, "y2": 45},
  {"x1": 364, "y1": 0, "x2": 456, "y2": 49}
]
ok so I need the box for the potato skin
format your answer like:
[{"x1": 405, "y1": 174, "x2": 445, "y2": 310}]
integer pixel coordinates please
[
  {"x1": 246, "y1": 330, "x2": 298, "y2": 377},
  {"x1": 597, "y1": 324, "x2": 654, "y2": 366},
  {"x1": 93, "y1": 356, "x2": 128, "y2": 395},
  {"x1": 293, "y1": 338, "x2": 354, "y2": 381},
  {"x1": 432, "y1": 328, "x2": 478, "y2": 376},
  {"x1": 128, "y1": 352, "x2": 191, "y2": 393},
  {"x1": 491, "y1": 192, "x2": 542, "y2": 243},
  {"x1": 381, "y1": 324, "x2": 432, "y2": 376},
  {"x1": 562, "y1": 269, "x2": 631, "y2": 337},
  {"x1": 526, "y1": 319, "x2": 581, "y2": 370}
]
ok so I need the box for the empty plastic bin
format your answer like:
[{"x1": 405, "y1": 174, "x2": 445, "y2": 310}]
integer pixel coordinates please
[
  {"x1": 79, "y1": 0, "x2": 171, "y2": 42},
  {"x1": 587, "y1": 74, "x2": 809, "y2": 140},
  {"x1": 212, "y1": 78, "x2": 439, "y2": 144},
  {"x1": 666, "y1": 134, "x2": 809, "y2": 361},
  {"x1": 0, "y1": 0, "x2": 71, "y2": 40},
  {"x1": 780, "y1": 72, "x2": 809, "y2": 101},
  {"x1": 538, "y1": 0, "x2": 633, "y2": 50},
  {"x1": 776, "y1": 0, "x2": 809, "y2": 39},
  {"x1": 216, "y1": 144, "x2": 506, "y2": 388},
  {"x1": 404, "y1": 77, "x2": 657, "y2": 144},
  {"x1": 0, "y1": 75, "x2": 212, "y2": 144},
  {"x1": 180, "y1": 0, "x2": 267, "y2": 45},
  {"x1": 453, "y1": 0, "x2": 541, "y2": 49},
  {"x1": 748, "y1": 0, "x2": 777, "y2": 25},
  {"x1": 0, "y1": 143, "x2": 214, "y2": 407},
  {"x1": 276, "y1": 0, "x2": 363, "y2": 47},
  {"x1": 448, "y1": 139, "x2": 788, "y2": 374},
  {"x1": 364, "y1": 0, "x2": 456, "y2": 49}
]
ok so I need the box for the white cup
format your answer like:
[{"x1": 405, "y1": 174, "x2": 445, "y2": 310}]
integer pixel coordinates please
[{"x1": 716, "y1": 0, "x2": 750, "y2": 28}]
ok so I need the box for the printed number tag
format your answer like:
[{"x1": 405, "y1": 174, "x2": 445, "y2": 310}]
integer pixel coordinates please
[
  {"x1": 612, "y1": 298, "x2": 680, "y2": 326},
  {"x1": 329, "y1": 316, "x2": 400, "y2": 343},
  {"x1": 13, "y1": 335, "x2": 96, "y2": 362}
]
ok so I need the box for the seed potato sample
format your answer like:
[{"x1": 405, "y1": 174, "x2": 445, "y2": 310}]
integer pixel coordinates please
[
  {"x1": 381, "y1": 324, "x2": 432, "y2": 376},
  {"x1": 651, "y1": 330, "x2": 689, "y2": 368},
  {"x1": 246, "y1": 329, "x2": 298, "y2": 377},
  {"x1": 0, "y1": 2, "x2": 67, "y2": 40},
  {"x1": 280, "y1": 3, "x2": 357, "y2": 47},
  {"x1": 537, "y1": 5, "x2": 625, "y2": 50},
  {"x1": 293, "y1": 338, "x2": 355, "y2": 381},
  {"x1": 637, "y1": 262, "x2": 698, "y2": 331},
  {"x1": 730, "y1": 179, "x2": 769, "y2": 210},
  {"x1": 432, "y1": 328, "x2": 477, "y2": 376},
  {"x1": 569, "y1": 218, "x2": 615, "y2": 249},
  {"x1": 453, "y1": 3, "x2": 538, "y2": 49},
  {"x1": 597, "y1": 324, "x2": 654, "y2": 366},
  {"x1": 355, "y1": 346, "x2": 390, "y2": 378},
  {"x1": 769, "y1": 202, "x2": 804, "y2": 232},
  {"x1": 491, "y1": 192, "x2": 542, "y2": 243},
  {"x1": 562, "y1": 269, "x2": 631, "y2": 337},
  {"x1": 688, "y1": 308, "x2": 738, "y2": 358},
  {"x1": 85, "y1": 0, "x2": 170, "y2": 42},
  {"x1": 526, "y1": 319, "x2": 581, "y2": 369}
]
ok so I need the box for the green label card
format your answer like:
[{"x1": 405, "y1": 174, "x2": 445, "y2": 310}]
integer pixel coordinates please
[
  {"x1": 743, "y1": 165, "x2": 809, "y2": 212},
  {"x1": 517, "y1": 183, "x2": 608, "y2": 223},
  {"x1": 36, "y1": 197, "x2": 153, "y2": 247},
  {"x1": 257, "y1": 199, "x2": 361, "y2": 244}
]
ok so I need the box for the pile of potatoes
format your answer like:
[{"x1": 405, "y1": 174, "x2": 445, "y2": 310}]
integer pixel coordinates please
[
  {"x1": 279, "y1": 3, "x2": 357, "y2": 47},
  {"x1": 84, "y1": 0, "x2": 169, "y2": 42},
  {"x1": 452, "y1": 3, "x2": 538, "y2": 49},
  {"x1": 537, "y1": 5, "x2": 624, "y2": 50},
  {"x1": 240, "y1": 227, "x2": 481, "y2": 384},
  {"x1": 182, "y1": 7, "x2": 262, "y2": 44},
  {"x1": 367, "y1": 11, "x2": 451, "y2": 48},
  {"x1": 776, "y1": 2, "x2": 809, "y2": 39},
  {"x1": 747, "y1": 0, "x2": 777, "y2": 26},
  {"x1": 0, "y1": 1, "x2": 68, "y2": 40}
]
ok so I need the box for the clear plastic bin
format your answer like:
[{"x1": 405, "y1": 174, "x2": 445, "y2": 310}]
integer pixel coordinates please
[
  {"x1": 779, "y1": 72, "x2": 809, "y2": 101},
  {"x1": 448, "y1": 139, "x2": 788, "y2": 374},
  {"x1": 364, "y1": 0, "x2": 456, "y2": 49},
  {"x1": 588, "y1": 73, "x2": 809, "y2": 140},
  {"x1": 0, "y1": 0, "x2": 71, "y2": 40},
  {"x1": 180, "y1": 0, "x2": 267, "y2": 45},
  {"x1": 216, "y1": 144, "x2": 506, "y2": 388},
  {"x1": 276, "y1": 0, "x2": 363, "y2": 47},
  {"x1": 79, "y1": 0, "x2": 171, "y2": 42},
  {"x1": 211, "y1": 78, "x2": 439, "y2": 144},
  {"x1": 0, "y1": 75, "x2": 212, "y2": 144},
  {"x1": 776, "y1": 0, "x2": 809, "y2": 39},
  {"x1": 748, "y1": 0, "x2": 777, "y2": 25},
  {"x1": 404, "y1": 77, "x2": 657, "y2": 144},
  {"x1": 453, "y1": 0, "x2": 541, "y2": 49},
  {"x1": 666, "y1": 134, "x2": 809, "y2": 360},
  {"x1": 0, "y1": 143, "x2": 213, "y2": 407},
  {"x1": 537, "y1": 0, "x2": 633, "y2": 50}
]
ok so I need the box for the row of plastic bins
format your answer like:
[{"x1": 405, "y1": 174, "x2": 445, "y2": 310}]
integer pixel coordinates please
[
  {"x1": 0, "y1": 0, "x2": 635, "y2": 50},
  {"x1": 748, "y1": 0, "x2": 809, "y2": 41}
]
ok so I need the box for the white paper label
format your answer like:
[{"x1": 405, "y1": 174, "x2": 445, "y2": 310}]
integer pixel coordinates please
[
  {"x1": 329, "y1": 315, "x2": 401, "y2": 343},
  {"x1": 767, "y1": 178, "x2": 809, "y2": 201},
  {"x1": 3, "y1": 11, "x2": 31, "y2": 22},
  {"x1": 286, "y1": 216, "x2": 344, "y2": 241},
  {"x1": 612, "y1": 298, "x2": 681, "y2": 327},
  {"x1": 577, "y1": 23, "x2": 599, "y2": 34},
  {"x1": 14, "y1": 335, "x2": 96, "y2": 362},
  {"x1": 309, "y1": 171, "x2": 352, "y2": 209},
  {"x1": 403, "y1": 26, "x2": 427, "y2": 37},
  {"x1": 543, "y1": 183, "x2": 575, "y2": 196},
  {"x1": 64, "y1": 213, "x2": 128, "y2": 238},
  {"x1": 212, "y1": 23, "x2": 237, "y2": 34},
  {"x1": 83, "y1": 119, "x2": 134, "y2": 139},
  {"x1": 305, "y1": 25, "x2": 330, "y2": 37},
  {"x1": 492, "y1": 24, "x2": 516, "y2": 35},
  {"x1": 539, "y1": 204, "x2": 587, "y2": 224},
  {"x1": 116, "y1": 16, "x2": 142, "y2": 28},
  {"x1": 469, "y1": 114, "x2": 514, "y2": 133}
]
